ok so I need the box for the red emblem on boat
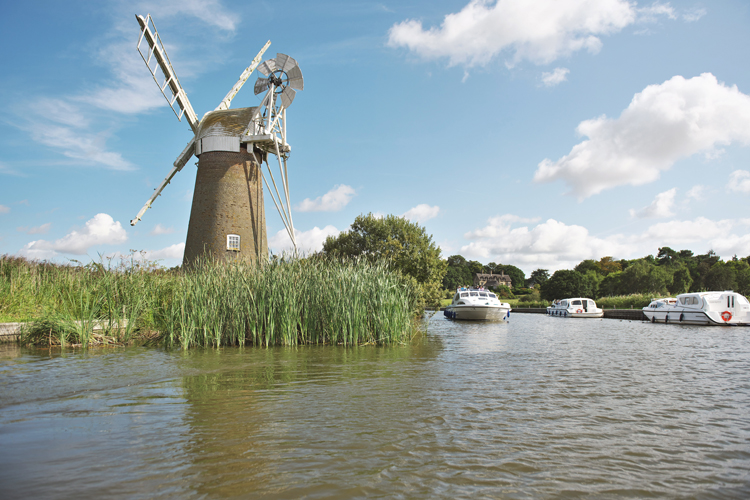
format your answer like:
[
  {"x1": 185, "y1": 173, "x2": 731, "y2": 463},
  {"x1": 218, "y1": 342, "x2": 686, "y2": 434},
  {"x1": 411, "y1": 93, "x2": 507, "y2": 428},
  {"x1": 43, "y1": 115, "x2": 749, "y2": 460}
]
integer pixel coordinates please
[
  {"x1": 576, "y1": 309, "x2": 583, "y2": 313},
  {"x1": 721, "y1": 311, "x2": 732, "y2": 322}
]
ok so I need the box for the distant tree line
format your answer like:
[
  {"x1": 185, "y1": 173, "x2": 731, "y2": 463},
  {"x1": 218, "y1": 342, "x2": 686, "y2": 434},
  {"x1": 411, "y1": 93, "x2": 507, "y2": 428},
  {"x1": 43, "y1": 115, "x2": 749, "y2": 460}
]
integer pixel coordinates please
[
  {"x1": 442, "y1": 247, "x2": 750, "y2": 301},
  {"x1": 321, "y1": 212, "x2": 750, "y2": 310},
  {"x1": 540, "y1": 248, "x2": 750, "y2": 300}
]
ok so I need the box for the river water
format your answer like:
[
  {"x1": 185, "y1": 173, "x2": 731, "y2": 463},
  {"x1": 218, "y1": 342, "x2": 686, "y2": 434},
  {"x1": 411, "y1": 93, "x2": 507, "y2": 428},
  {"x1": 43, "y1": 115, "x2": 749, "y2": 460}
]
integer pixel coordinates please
[{"x1": 1, "y1": 313, "x2": 749, "y2": 499}]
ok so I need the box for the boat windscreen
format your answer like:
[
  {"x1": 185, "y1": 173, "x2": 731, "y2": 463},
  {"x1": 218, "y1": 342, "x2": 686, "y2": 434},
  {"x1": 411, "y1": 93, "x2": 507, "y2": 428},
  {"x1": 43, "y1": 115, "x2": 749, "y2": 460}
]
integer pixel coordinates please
[{"x1": 489, "y1": 293, "x2": 497, "y2": 298}]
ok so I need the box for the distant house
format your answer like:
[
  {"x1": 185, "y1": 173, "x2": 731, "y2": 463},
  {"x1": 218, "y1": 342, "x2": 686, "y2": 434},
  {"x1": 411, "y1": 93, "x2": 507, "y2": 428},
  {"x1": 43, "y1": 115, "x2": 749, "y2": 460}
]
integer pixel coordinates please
[{"x1": 474, "y1": 272, "x2": 512, "y2": 289}]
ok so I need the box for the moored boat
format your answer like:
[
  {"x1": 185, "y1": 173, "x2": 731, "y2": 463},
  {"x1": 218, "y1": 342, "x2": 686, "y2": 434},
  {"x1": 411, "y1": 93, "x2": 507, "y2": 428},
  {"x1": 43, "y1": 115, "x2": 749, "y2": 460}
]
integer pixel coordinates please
[
  {"x1": 642, "y1": 291, "x2": 750, "y2": 326},
  {"x1": 444, "y1": 287, "x2": 511, "y2": 321},
  {"x1": 547, "y1": 298, "x2": 604, "y2": 318}
]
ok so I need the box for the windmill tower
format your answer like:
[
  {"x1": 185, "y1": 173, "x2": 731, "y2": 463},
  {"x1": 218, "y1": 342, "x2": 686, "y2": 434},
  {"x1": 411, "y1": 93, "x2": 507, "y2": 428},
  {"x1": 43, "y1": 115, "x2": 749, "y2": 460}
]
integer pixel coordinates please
[{"x1": 129, "y1": 14, "x2": 302, "y2": 267}]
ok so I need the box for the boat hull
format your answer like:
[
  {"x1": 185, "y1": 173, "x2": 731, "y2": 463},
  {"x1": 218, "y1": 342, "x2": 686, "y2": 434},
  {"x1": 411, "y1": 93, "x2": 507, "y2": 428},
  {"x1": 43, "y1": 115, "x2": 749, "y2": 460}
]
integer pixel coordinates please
[
  {"x1": 546, "y1": 308, "x2": 603, "y2": 318},
  {"x1": 642, "y1": 309, "x2": 750, "y2": 326},
  {"x1": 444, "y1": 305, "x2": 510, "y2": 321}
]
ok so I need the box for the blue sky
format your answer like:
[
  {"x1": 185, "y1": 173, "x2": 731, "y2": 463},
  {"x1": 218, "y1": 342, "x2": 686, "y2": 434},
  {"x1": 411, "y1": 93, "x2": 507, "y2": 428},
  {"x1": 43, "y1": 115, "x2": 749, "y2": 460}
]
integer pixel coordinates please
[{"x1": 1, "y1": 0, "x2": 749, "y2": 274}]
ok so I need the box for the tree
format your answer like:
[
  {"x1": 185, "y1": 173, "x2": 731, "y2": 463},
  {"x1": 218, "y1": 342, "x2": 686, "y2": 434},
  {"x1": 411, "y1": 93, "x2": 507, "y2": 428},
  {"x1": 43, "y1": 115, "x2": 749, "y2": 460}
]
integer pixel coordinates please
[
  {"x1": 657, "y1": 247, "x2": 680, "y2": 266},
  {"x1": 322, "y1": 213, "x2": 447, "y2": 309},
  {"x1": 443, "y1": 255, "x2": 473, "y2": 291},
  {"x1": 704, "y1": 262, "x2": 736, "y2": 291},
  {"x1": 499, "y1": 264, "x2": 525, "y2": 290},
  {"x1": 574, "y1": 259, "x2": 601, "y2": 275},
  {"x1": 527, "y1": 268, "x2": 549, "y2": 287},
  {"x1": 540, "y1": 270, "x2": 592, "y2": 301},
  {"x1": 598, "y1": 256, "x2": 622, "y2": 275},
  {"x1": 669, "y1": 266, "x2": 693, "y2": 294}
]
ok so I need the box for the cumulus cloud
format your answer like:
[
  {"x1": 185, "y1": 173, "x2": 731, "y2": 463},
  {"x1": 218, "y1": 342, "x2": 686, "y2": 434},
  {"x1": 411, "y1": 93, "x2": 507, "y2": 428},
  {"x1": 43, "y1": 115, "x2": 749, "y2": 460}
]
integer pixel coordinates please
[
  {"x1": 0, "y1": 205, "x2": 9, "y2": 214},
  {"x1": 295, "y1": 185, "x2": 355, "y2": 212},
  {"x1": 402, "y1": 204, "x2": 440, "y2": 222},
  {"x1": 387, "y1": 0, "x2": 673, "y2": 69},
  {"x1": 268, "y1": 225, "x2": 341, "y2": 254},
  {"x1": 460, "y1": 213, "x2": 750, "y2": 273},
  {"x1": 144, "y1": 243, "x2": 185, "y2": 261},
  {"x1": 534, "y1": 73, "x2": 750, "y2": 199},
  {"x1": 461, "y1": 215, "x2": 628, "y2": 271},
  {"x1": 727, "y1": 170, "x2": 750, "y2": 193},
  {"x1": 629, "y1": 188, "x2": 676, "y2": 218},
  {"x1": 19, "y1": 213, "x2": 128, "y2": 259},
  {"x1": 541, "y1": 67, "x2": 569, "y2": 87},
  {"x1": 150, "y1": 223, "x2": 176, "y2": 235},
  {"x1": 17, "y1": 223, "x2": 52, "y2": 235},
  {"x1": 638, "y1": 217, "x2": 735, "y2": 245}
]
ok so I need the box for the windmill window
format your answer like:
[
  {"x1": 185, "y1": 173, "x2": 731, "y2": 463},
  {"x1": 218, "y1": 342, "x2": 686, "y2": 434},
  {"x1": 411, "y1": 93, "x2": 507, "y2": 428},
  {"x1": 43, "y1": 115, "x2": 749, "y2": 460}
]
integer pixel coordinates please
[{"x1": 227, "y1": 234, "x2": 240, "y2": 251}]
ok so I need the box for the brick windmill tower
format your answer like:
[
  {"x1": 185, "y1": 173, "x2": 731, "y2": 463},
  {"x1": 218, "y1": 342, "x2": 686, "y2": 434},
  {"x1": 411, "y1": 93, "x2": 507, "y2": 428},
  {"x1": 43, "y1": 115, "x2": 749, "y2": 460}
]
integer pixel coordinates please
[{"x1": 129, "y1": 15, "x2": 302, "y2": 266}]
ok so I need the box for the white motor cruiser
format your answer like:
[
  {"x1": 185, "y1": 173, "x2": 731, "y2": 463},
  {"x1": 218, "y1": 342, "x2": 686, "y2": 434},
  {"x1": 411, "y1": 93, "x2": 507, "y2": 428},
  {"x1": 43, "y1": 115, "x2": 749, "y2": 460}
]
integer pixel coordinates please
[
  {"x1": 444, "y1": 288, "x2": 511, "y2": 321},
  {"x1": 642, "y1": 291, "x2": 750, "y2": 326},
  {"x1": 547, "y1": 298, "x2": 604, "y2": 318}
]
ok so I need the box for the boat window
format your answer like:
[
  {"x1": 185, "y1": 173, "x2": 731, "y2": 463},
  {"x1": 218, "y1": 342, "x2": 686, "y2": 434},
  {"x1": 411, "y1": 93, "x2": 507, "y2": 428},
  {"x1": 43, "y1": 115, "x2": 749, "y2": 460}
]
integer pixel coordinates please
[
  {"x1": 454, "y1": 294, "x2": 460, "y2": 303},
  {"x1": 488, "y1": 293, "x2": 497, "y2": 299},
  {"x1": 561, "y1": 301, "x2": 568, "y2": 306},
  {"x1": 479, "y1": 292, "x2": 488, "y2": 297},
  {"x1": 680, "y1": 297, "x2": 688, "y2": 305},
  {"x1": 458, "y1": 301, "x2": 465, "y2": 305},
  {"x1": 470, "y1": 292, "x2": 478, "y2": 297},
  {"x1": 460, "y1": 293, "x2": 468, "y2": 298},
  {"x1": 588, "y1": 300, "x2": 595, "y2": 307},
  {"x1": 572, "y1": 300, "x2": 581, "y2": 305}
]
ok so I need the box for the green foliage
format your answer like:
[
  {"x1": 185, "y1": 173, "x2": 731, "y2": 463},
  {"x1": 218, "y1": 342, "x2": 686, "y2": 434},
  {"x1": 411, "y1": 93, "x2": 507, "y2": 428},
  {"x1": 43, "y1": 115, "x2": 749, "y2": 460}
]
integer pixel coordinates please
[
  {"x1": 541, "y1": 270, "x2": 592, "y2": 301},
  {"x1": 498, "y1": 264, "x2": 525, "y2": 290},
  {"x1": 527, "y1": 268, "x2": 549, "y2": 286},
  {"x1": 669, "y1": 266, "x2": 693, "y2": 294},
  {"x1": 595, "y1": 294, "x2": 655, "y2": 309},
  {"x1": 321, "y1": 213, "x2": 447, "y2": 310},
  {"x1": 493, "y1": 284, "x2": 515, "y2": 299},
  {"x1": 3, "y1": 254, "x2": 418, "y2": 348},
  {"x1": 443, "y1": 254, "x2": 474, "y2": 291}
]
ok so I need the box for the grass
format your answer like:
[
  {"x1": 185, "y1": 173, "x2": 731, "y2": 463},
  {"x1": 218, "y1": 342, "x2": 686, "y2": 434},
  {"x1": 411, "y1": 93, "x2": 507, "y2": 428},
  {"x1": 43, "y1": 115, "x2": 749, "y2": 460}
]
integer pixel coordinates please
[{"x1": 1, "y1": 254, "x2": 419, "y2": 348}]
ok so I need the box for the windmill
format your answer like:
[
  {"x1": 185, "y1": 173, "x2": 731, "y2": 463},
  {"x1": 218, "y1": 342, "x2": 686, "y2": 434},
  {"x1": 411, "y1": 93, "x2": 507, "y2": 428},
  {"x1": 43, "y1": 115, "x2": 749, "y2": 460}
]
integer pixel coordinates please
[{"x1": 129, "y1": 14, "x2": 303, "y2": 267}]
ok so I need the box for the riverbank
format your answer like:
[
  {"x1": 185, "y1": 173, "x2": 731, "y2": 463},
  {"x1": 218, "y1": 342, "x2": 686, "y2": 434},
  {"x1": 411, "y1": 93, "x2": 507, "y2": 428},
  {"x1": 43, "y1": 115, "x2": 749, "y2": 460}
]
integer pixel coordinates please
[{"x1": 1, "y1": 255, "x2": 418, "y2": 347}]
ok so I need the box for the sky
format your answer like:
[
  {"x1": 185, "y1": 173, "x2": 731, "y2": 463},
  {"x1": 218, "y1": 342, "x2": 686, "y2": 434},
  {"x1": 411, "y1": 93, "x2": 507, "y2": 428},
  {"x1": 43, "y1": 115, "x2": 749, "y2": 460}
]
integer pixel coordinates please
[{"x1": 1, "y1": 0, "x2": 749, "y2": 275}]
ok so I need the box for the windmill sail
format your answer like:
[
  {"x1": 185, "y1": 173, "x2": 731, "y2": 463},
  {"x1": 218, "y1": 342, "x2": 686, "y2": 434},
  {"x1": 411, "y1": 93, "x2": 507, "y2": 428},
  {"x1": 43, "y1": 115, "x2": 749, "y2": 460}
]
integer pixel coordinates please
[{"x1": 135, "y1": 14, "x2": 199, "y2": 132}]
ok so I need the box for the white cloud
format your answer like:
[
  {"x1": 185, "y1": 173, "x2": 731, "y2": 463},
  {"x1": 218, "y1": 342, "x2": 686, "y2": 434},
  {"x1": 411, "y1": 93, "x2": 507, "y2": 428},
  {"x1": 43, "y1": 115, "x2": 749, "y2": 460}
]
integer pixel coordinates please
[
  {"x1": 17, "y1": 223, "x2": 52, "y2": 235},
  {"x1": 150, "y1": 223, "x2": 176, "y2": 235},
  {"x1": 295, "y1": 185, "x2": 356, "y2": 212},
  {"x1": 683, "y1": 8, "x2": 706, "y2": 23},
  {"x1": 387, "y1": 0, "x2": 673, "y2": 69},
  {"x1": 268, "y1": 225, "x2": 341, "y2": 254},
  {"x1": 144, "y1": 243, "x2": 185, "y2": 261},
  {"x1": 402, "y1": 204, "x2": 440, "y2": 222},
  {"x1": 34, "y1": 122, "x2": 134, "y2": 171},
  {"x1": 0, "y1": 205, "x2": 9, "y2": 214},
  {"x1": 541, "y1": 67, "x2": 569, "y2": 87},
  {"x1": 534, "y1": 73, "x2": 750, "y2": 199},
  {"x1": 638, "y1": 217, "x2": 735, "y2": 245},
  {"x1": 19, "y1": 213, "x2": 128, "y2": 259},
  {"x1": 629, "y1": 188, "x2": 676, "y2": 218},
  {"x1": 13, "y1": 2, "x2": 238, "y2": 170},
  {"x1": 459, "y1": 213, "x2": 750, "y2": 274},
  {"x1": 461, "y1": 215, "x2": 628, "y2": 272},
  {"x1": 686, "y1": 184, "x2": 706, "y2": 201},
  {"x1": 727, "y1": 170, "x2": 750, "y2": 193}
]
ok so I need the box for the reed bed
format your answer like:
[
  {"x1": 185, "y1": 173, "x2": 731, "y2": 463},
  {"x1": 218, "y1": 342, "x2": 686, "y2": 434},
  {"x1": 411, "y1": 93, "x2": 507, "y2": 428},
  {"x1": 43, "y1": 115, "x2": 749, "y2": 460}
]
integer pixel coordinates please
[{"x1": 2, "y1": 254, "x2": 418, "y2": 348}]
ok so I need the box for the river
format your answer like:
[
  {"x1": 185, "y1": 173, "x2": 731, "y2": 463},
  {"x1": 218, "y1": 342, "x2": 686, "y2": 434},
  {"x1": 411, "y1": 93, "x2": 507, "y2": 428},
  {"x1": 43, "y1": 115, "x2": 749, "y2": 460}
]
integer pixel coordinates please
[{"x1": 1, "y1": 313, "x2": 749, "y2": 499}]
